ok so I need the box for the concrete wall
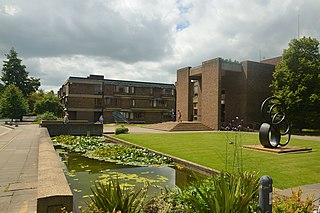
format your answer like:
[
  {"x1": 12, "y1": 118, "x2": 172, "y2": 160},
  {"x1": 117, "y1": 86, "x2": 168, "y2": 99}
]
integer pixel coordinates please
[
  {"x1": 40, "y1": 122, "x2": 103, "y2": 136},
  {"x1": 37, "y1": 128, "x2": 73, "y2": 213}
]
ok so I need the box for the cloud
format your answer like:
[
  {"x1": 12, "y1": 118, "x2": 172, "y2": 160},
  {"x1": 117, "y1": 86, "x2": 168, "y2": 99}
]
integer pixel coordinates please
[{"x1": 0, "y1": 0, "x2": 319, "y2": 92}]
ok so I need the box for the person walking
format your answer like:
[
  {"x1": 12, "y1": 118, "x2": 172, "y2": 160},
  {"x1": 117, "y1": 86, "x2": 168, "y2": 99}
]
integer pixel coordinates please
[
  {"x1": 63, "y1": 112, "x2": 69, "y2": 124},
  {"x1": 177, "y1": 110, "x2": 182, "y2": 122},
  {"x1": 98, "y1": 115, "x2": 104, "y2": 124}
]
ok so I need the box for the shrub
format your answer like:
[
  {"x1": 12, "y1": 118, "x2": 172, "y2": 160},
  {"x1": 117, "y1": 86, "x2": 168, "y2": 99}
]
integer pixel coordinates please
[
  {"x1": 34, "y1": 111, "x2": 59, "y2": 123},
  {"x1": 181, "y1": 171, "x2": 260, "y2": 212},
  {"x1": 115, "y1": 125, "x2": 129, "y2": 135},
  {"x1": 273, "y1": 188, "x2": 315, "y2": 213},
  {"x1": 86, "y1": 179, "x2": 146, "y2": 213}
]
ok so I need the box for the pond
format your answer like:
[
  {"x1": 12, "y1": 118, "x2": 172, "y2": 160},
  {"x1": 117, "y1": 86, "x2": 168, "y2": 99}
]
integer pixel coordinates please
[{"x1": 56, "y1": 148, "x2": 203, "y2": 212}]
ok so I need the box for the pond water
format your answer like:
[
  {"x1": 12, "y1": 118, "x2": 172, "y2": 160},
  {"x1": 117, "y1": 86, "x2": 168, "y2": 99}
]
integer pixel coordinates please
[{"x1": 56, "y1": 148, "x2": 203, "y2": 211}]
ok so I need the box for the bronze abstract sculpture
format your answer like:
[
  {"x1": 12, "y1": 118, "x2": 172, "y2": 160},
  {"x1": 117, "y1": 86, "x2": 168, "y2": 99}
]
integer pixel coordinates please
[{"x1": 259, "y1": 97, "x2": 291, "y2": 148}]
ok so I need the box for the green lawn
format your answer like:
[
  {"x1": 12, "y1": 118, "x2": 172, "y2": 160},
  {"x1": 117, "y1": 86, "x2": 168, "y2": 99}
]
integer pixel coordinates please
[{"x1": 115, "y1": 132, "x2": 320, "y2": 189}]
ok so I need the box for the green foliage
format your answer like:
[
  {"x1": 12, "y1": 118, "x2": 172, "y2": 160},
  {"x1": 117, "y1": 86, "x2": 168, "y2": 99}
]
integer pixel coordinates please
[
  {"x1": 86, "y1": 144, "x2": 173, "y2": 166},
  {"x1": 86, "y1": 179, "x2": 146, "y2": 213},
  {"x1": 1, "y1": 48, "x2": 40, "y2": 97},
  {"x1": 271, "y1": 37, "x2": 320, "y2": 129},
  {"x1": 52, "y1": 135, "x2": 105, "y2": 152},
  {"x1": 180, "y1": 171, "x2": 260, "y2": 213},
  {"x1": 34, "y1": 111, "x2": 59, "y2": 123},
  {"x1": 52, "y1": 135, "x2": 173, "y2": 166},
  {"x1": 0, "y1": 84, "x2": 28, "y2": 119},
  {"x1": 143, "y1": 188, "x2": 185, "y2": 213},
  {"x1": 273, "y1": 188, "x2": 315, "y2": 213},
  {"x1": 115, "y1": 125, "x2": 129, "y2": 135},
  {"x1": 33, "y1": 92, "x2": 63, "y2": 116},
  {"x1": 27, "y1": 90, "x2": 45, "y2": 114}
]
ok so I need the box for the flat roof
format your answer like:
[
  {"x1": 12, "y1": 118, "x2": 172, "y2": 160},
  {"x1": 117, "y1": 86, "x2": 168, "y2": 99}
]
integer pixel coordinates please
[{"x1": 68, "y1": 76, "x2": 175, "y2": 89}]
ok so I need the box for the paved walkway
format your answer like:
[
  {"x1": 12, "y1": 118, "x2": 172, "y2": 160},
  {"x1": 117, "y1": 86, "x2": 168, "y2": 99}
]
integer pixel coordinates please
[{"x1": 0, "y1": 124, "x2": 39, "y2": 213}]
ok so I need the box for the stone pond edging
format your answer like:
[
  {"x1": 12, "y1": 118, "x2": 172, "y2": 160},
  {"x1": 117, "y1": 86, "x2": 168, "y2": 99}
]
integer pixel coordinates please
[
  {"x1": 104, "y1": 135, "x2": 220, "y2": 176},
  {"x1": 37, "y1": 128, "x2": 73, "y2": 213}
]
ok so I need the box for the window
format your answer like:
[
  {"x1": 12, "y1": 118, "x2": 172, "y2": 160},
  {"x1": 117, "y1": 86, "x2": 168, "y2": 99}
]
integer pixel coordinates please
[
  {"x1": 95, "y1": 85, "x2": 102, "y2": 94},
  {"x1": 120, "y1": 112, "x2": 133, "y2": 119},
  {"x1": 194, "y1": 85, "x2": 199, "y2": 96},
  {"x1": 134, "y1": 112, "x2": 144, "y2": 119},
  {"x1": 158, "y1": 100, "x2": 167, "y2": 107},
  {"x1": 116, "y1": 85, "x2": 129, "y2": 93},
  {"x1": 106, "y1": 97, "x2": 120, "y2": 106},
  {"x1": 150, "y1": 88, "x2": 153, "y2": 94},
  {"x1": 131, "y1": 99, "x2": 135, "y2": 107},
  {"x1": 150, "y1": 100, "x2": 157, "y2": 107},
  {"x1": 95, "y1": 98, "x2": 102, "y2": 106},
  {"x1": 130, "y1": 87, "x2": 135, "y2": 93}
]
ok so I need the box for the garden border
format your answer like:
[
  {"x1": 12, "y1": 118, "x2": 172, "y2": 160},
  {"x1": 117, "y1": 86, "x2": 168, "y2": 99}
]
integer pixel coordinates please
[{"x1": 104, "y1": 134, "x2": 220, "y2": 176}]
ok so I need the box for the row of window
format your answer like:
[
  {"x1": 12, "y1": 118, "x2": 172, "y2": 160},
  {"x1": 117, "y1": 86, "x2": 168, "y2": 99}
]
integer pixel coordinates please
[
  {"x1": 95, "y1": 98, "x2": 170, "y2": 108},
  {"x1": 120, "y1": 111, "x2": 173, "y2": 120},
  {"x1": 94, "y1": 85, "x2": 174, "y2": 96}
]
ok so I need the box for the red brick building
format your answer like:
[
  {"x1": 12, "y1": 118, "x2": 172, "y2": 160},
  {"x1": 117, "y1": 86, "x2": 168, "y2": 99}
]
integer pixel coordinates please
[
  {"x1": 58, "y1": 75, "x2": 175, "y2": 123},
  {"x1": 176, "y1": 57, "x2": 281, "y2": 130}
]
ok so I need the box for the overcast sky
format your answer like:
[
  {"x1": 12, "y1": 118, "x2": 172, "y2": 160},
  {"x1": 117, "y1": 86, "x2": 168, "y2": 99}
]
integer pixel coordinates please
[{"x1": 1, "y1": 0, "x2": 319, "y2": 92}]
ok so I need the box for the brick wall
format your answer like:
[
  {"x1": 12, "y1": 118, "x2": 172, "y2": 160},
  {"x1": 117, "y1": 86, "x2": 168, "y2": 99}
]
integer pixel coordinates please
[
  {"x1": 201, "y1": 59, "x2": 221, "y2": 130},
  {"x1": 243, "y1": 61, "x2": 274, "y2": 127},
  {"x1": 176, "y1": 67, "x2": 192, "y2": 121},
  {"x1": 222, "y1": 70, "x2": 247, "y2": 124}
]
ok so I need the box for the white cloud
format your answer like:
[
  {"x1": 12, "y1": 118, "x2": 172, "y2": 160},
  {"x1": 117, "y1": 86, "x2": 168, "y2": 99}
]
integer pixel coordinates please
[
  {"x1": 0, "y1": 0, "x2": 319, "y2": 92},
  {"x1": 0, "y1": 5, "x2": 20, "y2": 16}
]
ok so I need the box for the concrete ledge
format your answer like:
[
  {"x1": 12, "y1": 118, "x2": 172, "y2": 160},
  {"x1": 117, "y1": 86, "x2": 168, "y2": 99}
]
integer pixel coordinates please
[
  {"x1": 40, "y1": 122, "x2": 103, "y2": 136},
  {"x1": 37, "y1": 128, "x2": 73, "y2": 213},
  {"x1": 104, "y1": 135, "x2": 220, "y2": 176}
]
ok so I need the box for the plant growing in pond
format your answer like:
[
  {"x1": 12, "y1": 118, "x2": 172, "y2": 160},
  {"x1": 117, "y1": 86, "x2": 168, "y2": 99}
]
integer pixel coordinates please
[
  {"x1": 52, "y1": 135, "x2": 105, "y2": 152},
  {"x1": 86, "y1": 144, "x2": 174, "y2": 167},
  {"x1": 86, "y1": 179, "x2": 147, "y2": 213},
  {"x1": 179, "y1": 171, "x2": 260, "y2": 212},
  {"x1": 52, "y1": 135, "x2": 173, "y2": 167}
]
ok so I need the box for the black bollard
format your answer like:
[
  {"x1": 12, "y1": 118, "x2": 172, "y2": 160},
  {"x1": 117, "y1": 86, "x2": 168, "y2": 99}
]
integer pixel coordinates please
[{"x1": 259, "y1": 175, "x2": 273, "y2": 213}]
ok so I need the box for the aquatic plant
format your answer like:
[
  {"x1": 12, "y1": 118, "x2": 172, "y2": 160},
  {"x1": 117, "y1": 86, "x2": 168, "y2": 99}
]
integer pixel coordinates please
[
  {"x1": 85, "y1": 144, "x2": 174, "y2": 167},
  {"x1": 87, "y1": 179, "x2": 147, "y2": 213},
  {"x1": 52, "y1": 135, "x2": 106, "y2": 152},
  {"x1": 52, "y1": 135, "x2": 173, "y2": 167}
]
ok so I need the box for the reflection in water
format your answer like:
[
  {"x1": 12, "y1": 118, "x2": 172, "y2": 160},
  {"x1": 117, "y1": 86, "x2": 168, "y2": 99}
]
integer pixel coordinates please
[{"x1": 56, "y1": 148, "x2": 203, "y2": 211}]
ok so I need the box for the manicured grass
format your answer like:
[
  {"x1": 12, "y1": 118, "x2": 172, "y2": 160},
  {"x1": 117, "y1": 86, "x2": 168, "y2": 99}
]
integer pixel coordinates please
[{"x1": 115, "y1": 132, "x2": 320, "y2": 189}]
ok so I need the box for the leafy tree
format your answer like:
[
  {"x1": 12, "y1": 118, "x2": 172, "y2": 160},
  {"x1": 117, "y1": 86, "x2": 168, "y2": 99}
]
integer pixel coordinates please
[
  {"x1": 271, "y1": 37, "x2": 320, "y2": 130},
  {"x1": 33, "y1": 92, "x2": 63, "y2": 116},
  {"x1": 0, "y1": 84, "x2": 28, "y2": 120},
  {"x1": 28, "y1": 90, "x2": 45, "y2": 114},
  {"x1": 1, "y1": 48, "x2": 40, "y2": 97}
]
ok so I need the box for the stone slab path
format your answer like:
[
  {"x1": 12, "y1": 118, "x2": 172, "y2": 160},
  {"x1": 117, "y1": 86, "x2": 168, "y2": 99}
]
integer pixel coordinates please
[{"x1": 0, "y1": 124, "x2": 40, "y2": 213}]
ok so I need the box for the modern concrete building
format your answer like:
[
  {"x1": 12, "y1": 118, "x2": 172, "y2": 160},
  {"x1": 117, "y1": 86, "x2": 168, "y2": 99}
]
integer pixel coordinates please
[
  {"x1": 58, "y1": 75, "x2": 175, "y2": 123},
  {"x1": 176, "y1": 57, "x2": 282, "y2": 130}
]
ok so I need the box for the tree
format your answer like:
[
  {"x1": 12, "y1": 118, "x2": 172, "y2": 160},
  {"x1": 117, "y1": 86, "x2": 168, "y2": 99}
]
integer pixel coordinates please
[
  {"x1": 0, "y1": 84, "x2": 28, "y2": 120},
  {"x1": 271, "y1": 37, "x2": 320, "y2": 130},
  {"x1": 28, "y1": 90, "x2": 45, "y2": 114},
  {"x1": 33, "y1": 92, "x2": 63, "y2": 116},
  {"x1": 1, "y1": 48, "x2": 40, "y2": 97}
]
